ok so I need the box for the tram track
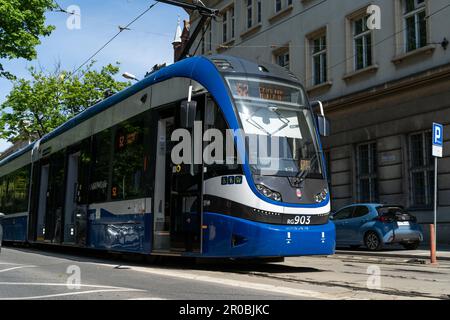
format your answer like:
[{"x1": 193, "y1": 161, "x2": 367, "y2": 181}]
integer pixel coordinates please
[{"x1": 227, "y1": 269, "x2": 447, "y2": 300}]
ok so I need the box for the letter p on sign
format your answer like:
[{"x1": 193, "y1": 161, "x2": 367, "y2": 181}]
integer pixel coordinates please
[{"x1": 432, "y1": 123, "x2": 444, "y2": 158}]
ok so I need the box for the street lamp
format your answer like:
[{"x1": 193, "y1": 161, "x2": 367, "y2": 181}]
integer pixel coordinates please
[{"x1": 122, "y1": 72, "x2": 140, "y2": 82}]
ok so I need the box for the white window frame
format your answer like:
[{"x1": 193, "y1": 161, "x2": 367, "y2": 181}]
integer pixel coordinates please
[
  {"x1": 275, "y1": 49, "x2": 290, "y2": 70},
  {"x1": 221, "y1": 5, "x2": 235, "y2": 44},
  {"x1": 257, "y1": 0, "x2": 262, "y2": 24},
  {"x1": 246, "y1": 0, "x2": 253, "y2": 29},
  {"x1": 356, "y1": 142, "x2": 378, "y2": 203},
  {"x1": 408, "y1": 130, "x2": 434, "y2": 208},
  {"x1": 311, "y1": 34, "x2": 327, "y2": 86},
  {"x1": 403, "y1": 0, "x2": 427, "y2": 52},
  {"x1": 222, "y1": 10, "x2": 228, "y2": 44},
  {"x1": 353, "y1": 15, "x2": 373, "y2": 70},
  {"x1": 275, "y1": 0, "x2": 292, "y2": 13}
]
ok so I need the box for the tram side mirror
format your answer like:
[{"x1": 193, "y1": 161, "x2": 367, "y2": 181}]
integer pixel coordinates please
[
  {"x1": 0, "y1": 212, "x2": 4, "y2": 221},
  {"x1": 180, "y1": 100, "x2": 197, "y2": 129},
  {"x1": 311, "y1": 100, "x2": 331, "y2": 137},
  {"x1": 317, "y1": 115, "x2": 331, "y2": 137}
]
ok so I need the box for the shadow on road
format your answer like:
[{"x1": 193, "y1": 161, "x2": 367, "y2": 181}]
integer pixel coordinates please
[{"x1": 3, "y1": 242, "x2": 324, "y2": 275}]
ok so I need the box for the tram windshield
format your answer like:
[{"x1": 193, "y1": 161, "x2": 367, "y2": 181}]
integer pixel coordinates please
[{"x1": 226, "y1": 77, "x2": 323, "y2": 178}]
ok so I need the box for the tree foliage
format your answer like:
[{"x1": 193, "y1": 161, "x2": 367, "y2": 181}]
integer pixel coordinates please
[
  {"x1": 0, "y1": 0, "x2": 56, "y2": 79},
  {"x1": 0, "y1": 62, "x2": 130, "y2": 143}
]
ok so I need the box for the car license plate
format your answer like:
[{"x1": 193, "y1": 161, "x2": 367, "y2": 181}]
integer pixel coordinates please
[{"x1": 397, "y1": 221, "x2": 410, "y2": 227}]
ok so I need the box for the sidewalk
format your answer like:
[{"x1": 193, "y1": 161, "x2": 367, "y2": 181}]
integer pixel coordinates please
[{"x1": 336, "y1": 244, "x2": 450, "y2": 262}]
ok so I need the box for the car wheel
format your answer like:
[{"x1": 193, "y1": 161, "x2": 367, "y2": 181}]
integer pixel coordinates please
[
  {"x1": 402, "y1": 242, "x2": 420, "y2": 250},
  {"x1": 364, "y1": 231, "x2": 382, "y2": 251}
]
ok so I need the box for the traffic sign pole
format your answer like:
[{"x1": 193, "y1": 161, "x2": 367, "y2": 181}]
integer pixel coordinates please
[
  {"x1": 434, "y1": 156, "x2": 438, "y2": 248},
  {"x1": 431, "y1": 123, "x2": 443, "y2": 264}
]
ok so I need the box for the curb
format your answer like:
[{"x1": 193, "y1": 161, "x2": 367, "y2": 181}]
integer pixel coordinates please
[{"x1": 335, "y1": 250, "x2": 450, "y2": 262}]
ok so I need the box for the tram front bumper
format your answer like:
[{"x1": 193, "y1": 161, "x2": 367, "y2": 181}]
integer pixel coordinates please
[{"x1": 202, "y1": 212, "x2": 336, "y2": 258}]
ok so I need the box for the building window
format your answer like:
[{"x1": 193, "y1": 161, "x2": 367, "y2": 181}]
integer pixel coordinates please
[
  {"x1": 357, "y1": 142, "x2": 378, "y2": 203},
  {"x1": 247, "y1": 0, "x2": 253, "y2": 29},
  {"x1": 201, "y1": 26, "x2": 206, "y2": 54},
  {"x1": 353, "y1": 15, "x2": 373, "y2": 70},
  {"x1": 403, "y1": 0, "x2": 427, "y2": 52},
  {"x1": 244, "y1": 0, "x2": 262, "y2": 30},
  {"x1": 222, "y1": 6, "x2": 235, "y2": 44},
  {"x1": 208, "y1": 24, "x2": 212, "y2": 52},
  {"x1": 201, "y1": 24, "x2": 212, "y2": 55},
  {"x1": 409, "y1": 131, "x2": 434, "y2": 208},
  {"x1": 311, "y1": 34, "x2": 327, "y2": 86},
  {"x1": 257, "y1": 0, "x2": 262, "y2": 23},
  {"x1": 222, "y1": 12, "x2": 227, "y2": 43},
  {"x1": 231, "y1": 7, "x2": 235, "y2": 39},
  {"x1": 275, "y1": 49, "x2": 290, "y2": 69},
  {"x1": 275, "y1": 0, "x2": 292, "y2": 13}
]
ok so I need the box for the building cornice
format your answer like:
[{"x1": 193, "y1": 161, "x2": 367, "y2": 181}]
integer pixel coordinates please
[{"x1": 322, "y1": 63, "x2": 450, "y2": 112}]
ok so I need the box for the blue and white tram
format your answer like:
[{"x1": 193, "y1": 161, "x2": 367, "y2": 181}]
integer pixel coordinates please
[{"x1": 0, "y1": 55, "x2": 335, "y2": 258}]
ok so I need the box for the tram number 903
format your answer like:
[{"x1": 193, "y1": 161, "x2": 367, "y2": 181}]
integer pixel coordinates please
[{"x1": 286, "y1": 215, "x2": 312, "y2": 225}]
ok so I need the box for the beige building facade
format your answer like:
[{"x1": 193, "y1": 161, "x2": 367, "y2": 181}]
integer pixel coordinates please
[{"x1": 187, "y1": 0, "x2": 450, "y2": 244}]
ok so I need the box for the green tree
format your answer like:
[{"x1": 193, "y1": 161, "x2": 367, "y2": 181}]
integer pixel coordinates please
[
  {"x1": 0, "y1": 0, "x2": 56, "y2": 79},
  {"x1": 0, "y1": 62, "x2": 130, "y2": 143}
]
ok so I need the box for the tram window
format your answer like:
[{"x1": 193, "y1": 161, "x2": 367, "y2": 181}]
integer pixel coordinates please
[
  {"x1": 48, "y1": 151, "x2": 66, "y2": 209},
  {"x1": 90, "y1": 129, "x2": 112, "y2": 203},
  {"x1": 205, "y1": 100, "x2": 242, "y2": 177},
  {"x1": 0, "y1": 177, "x2": 6, "y2": 212},
  {"x1": 77, "y1": 138, "x2": 93, "y2": 205},
  {"x1": 111, "y1": 118, "x2": 147, "y2": 200},
  {"x1": 0, "y1": 165, "x2": 31, "y2": 214}
]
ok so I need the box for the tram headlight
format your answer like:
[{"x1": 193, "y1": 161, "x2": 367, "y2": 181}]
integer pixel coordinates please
[
  {"x1": 314, "y1": 188, "x2": 329, "y2": 203},
  {"x1": 272, "y1": 192, "x2": 282, "y2": 202},
  {"x1": 256, "y1": 184, "x2": 283, "y2": 202}
]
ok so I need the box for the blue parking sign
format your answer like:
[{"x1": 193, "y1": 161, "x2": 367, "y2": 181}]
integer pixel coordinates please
[
  {"x1": 432, "y1": 123, "x2": 443, "y2": 158},
  {"x1": 433, "y1": 123, "x2": 443, "y2": 146}
]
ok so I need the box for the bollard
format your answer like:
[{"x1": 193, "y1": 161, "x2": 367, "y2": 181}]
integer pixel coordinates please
[{"x1": 430, "y1": 224, "x2": 438, "y2": 265}]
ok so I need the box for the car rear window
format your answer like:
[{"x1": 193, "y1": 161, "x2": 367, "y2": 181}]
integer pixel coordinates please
[{"x1": 376, "y1": 206, "x2": 416, "y2": 222}]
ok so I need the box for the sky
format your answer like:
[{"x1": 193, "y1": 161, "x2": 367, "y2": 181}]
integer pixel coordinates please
[{"x1": 0, "y1": 0, "x2": 188, "y2": 152}]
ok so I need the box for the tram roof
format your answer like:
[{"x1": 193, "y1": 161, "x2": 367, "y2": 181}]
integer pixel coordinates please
[{"x1": 0, "y1": 55, "x2": 298, "y2": 168}]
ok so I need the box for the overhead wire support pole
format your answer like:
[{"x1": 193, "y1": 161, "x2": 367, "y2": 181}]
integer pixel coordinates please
[
  {"x1": 156, "y1": 0, "x2": 218, "y2": 17},
  {"x1": 156, "y1": 0, "x2": 219, "y2": 60}
]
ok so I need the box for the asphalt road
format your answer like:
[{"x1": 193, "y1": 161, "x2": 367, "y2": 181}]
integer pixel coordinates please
[
  {"x1": 0, "y1": 246, "x2": 299, "y2": 300},
  {"x1": 1, "y1": 245, "x2": 449, "y2": 300}
]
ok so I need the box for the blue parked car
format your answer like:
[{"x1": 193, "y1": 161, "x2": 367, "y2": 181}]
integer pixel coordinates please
[{"x1": 331, "y1": 204, "x2": 423, "y2": 251}]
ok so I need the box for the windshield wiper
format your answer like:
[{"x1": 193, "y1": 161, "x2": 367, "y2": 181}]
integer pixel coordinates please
[{"x1": 246, "y1": 107, "x2": 290, "y2": 136}]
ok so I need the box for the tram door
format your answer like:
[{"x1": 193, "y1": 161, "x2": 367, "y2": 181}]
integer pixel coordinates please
[
  {"x1": 63, "y1": 142, "x2": 90, "y2": 246},
  {"x1": 36, "y1": 164, "x2": 49, "y2": 241},
  {"x1": 63, "y1": 152, "x2": 79, "y2": 244},
  {"x1": 44, "y1": 152, "x2": 65, "y2": 243},
  {"x1": 153, "y1": 116, "x2": 175, "y2": 251},
  {"x1": 153, "y1": 97, "x2": 204, "y2": 254}
]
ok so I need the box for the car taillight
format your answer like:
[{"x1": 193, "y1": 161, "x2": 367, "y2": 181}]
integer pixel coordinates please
[{"x1": 377, "y1": 216, "x2": 392, "y2": 223}]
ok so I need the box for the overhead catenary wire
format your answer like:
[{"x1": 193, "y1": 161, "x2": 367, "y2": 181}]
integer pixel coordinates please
[
  {"x1": 206, "y1": 1, "x2": 450, "y2": 85},
  {"x1": 192, "y1": 17, "x2": 213, "y2": 57},
  {"x1": 71, "y1": 1, "x2": 159, "y2": 76},
  {"x1": 303, "y1": 2, "x2": 450, "y2": 85}
]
